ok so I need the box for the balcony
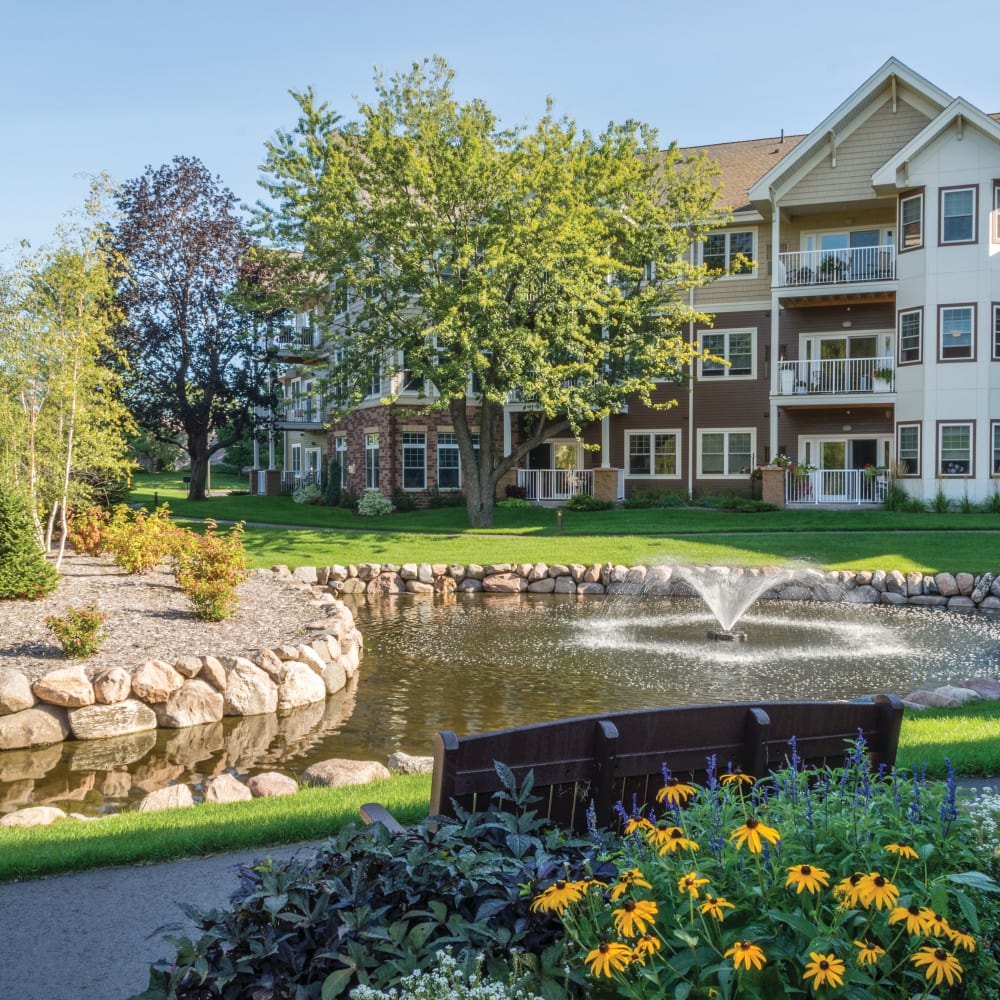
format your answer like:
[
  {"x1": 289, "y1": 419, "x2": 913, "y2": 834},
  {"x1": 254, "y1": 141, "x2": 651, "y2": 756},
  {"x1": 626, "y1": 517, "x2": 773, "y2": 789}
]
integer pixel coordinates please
[
  {"x1": 777, "y1": 245, "x2": 895, "y2": 289},
  {"x1": 775, "y1": 357, "x2": 894, "y2": 397},
  {"x1": 516, "y1": 468, "x2": 593, "y2": 502},
  {"x1": 785, "y1": 468, "x2": 888, "y2": 505}
]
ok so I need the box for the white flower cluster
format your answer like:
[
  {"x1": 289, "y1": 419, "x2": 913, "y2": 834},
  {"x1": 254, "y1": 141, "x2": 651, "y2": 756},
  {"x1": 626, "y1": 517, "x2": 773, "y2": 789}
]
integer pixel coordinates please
[
  {"x1": 291, "y1": 483, "x2": 323, "y2": 504},
  {"x1": 348, "y1": 950, "x2": 542, "y2": 1000},
  {"x1": 356, "y1": 492, "x2": 395, "y2": 516},
  {"x1": 966, "y1": 789, "x2": 1000, "y2": 867}
]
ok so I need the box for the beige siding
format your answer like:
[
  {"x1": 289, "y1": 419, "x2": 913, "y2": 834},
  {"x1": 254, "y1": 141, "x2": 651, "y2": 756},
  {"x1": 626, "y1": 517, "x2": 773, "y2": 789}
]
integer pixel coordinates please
[{"x1": 784, "y1": 99, "x2": 931, "y2": 207}]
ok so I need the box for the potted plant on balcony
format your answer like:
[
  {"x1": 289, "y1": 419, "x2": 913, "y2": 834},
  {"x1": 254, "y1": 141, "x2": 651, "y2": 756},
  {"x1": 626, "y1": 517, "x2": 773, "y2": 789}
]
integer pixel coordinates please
[
  {"x1": 818, "y1": 255, "x2": 847, "y2": 282},
  {"x1": 871, "y1": 366, "x2": 893, "y2": 391}
]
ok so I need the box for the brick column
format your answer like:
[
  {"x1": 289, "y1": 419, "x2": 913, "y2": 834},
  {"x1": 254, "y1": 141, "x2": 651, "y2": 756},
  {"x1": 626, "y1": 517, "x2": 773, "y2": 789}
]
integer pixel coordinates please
[
  {"x1": 761, "y1": 467, "x2": 786, "y2": 508},
  {"x1": 592, "y1": 467, "x2": 621, "y2": 502}
]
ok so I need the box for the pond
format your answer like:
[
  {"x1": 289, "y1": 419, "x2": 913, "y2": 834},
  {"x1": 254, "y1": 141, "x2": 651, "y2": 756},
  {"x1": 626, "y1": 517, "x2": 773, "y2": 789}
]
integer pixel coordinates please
[{"x1": 2, "y1": 594, "x2": 999, "y2": 817}]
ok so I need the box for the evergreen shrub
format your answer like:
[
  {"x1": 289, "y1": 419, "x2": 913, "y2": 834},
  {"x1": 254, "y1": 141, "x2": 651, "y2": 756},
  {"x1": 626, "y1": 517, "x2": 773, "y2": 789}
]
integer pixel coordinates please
[{"x1": 0, "y1": 486, "x2": 59, "y2": 600}]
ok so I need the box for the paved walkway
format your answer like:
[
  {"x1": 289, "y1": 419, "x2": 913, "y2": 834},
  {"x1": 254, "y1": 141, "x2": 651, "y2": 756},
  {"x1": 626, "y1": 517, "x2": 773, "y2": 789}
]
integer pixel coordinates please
[{"x1": 3, "y1": 779, "x2": 999, "y2": 1000}]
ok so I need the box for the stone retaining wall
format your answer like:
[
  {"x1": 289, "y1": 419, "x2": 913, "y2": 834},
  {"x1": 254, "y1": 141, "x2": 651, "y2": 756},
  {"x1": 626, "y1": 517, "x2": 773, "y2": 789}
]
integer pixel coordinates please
[
  {"x1": 307, "y1": 560, "x2": 1000, "y2": 612},
  {"x1": 0, "y1": 593, "x2": 363, "y2": 752}
]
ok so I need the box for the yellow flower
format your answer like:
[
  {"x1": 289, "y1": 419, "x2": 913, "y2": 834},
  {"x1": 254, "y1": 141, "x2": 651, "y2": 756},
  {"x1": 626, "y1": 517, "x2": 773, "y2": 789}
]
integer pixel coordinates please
[
  {"x1": 803, "y1": 952, "x2": 845, "y2": 989},
  {"x1": 833, "y1": 873, "x2": 866, "y2": 907},
  {"x1": 947, "y1": 927, "x2": 976, "y2": 953},
  {"x1": 656, "y1": 777, "x2": 698, "y2": 806},
  {"x1": 729, "y1": 816, "x2": 781, "y2": 853},
  {"x1": 530, "y1": 879, "x2": 585, "y2": 914},
  {"x1": 889, "y1": 903, "x2": 933, "y2": 936},
  {"x1": 858, "y1": 872, "x2": 899, "y2": 910},
  {"x1": 677, "y1": 871, "x2": 710, "y2": 898},
  {"x1": 785, "y1": 863, "x2": 831, "y2": 895},
  {"x1": 884, "y1": 840, "x2": 919, "y2": 860},
  {"x1": 609, "y1": 868, "x2": 652, "y2": 901},
  {"x1": 632, "y1": 934, "x2": 661, "y2": 964},
  {"x1": 612, "y1": 898, "x2": 658, "y2": 937},
  {"x1": 698, "y1": 894, "x2": 735, "y2": 922},
  {"x1": 724, "y1": 940, "x2": 766, "y2": 972},
  {"x1": 585, "y1": 941, "x2": 633, "y2": 978},
  {"x1": 624, "y1": 817, "x2": 653, "y2": 837},
  {"x1": 649, "y1": 823, "x2": 699, "y2": 854},
  {"x1": 720, "y1": 770, "x2": 755, "y2": 787},
  {"x1": 923, "y1": 910, "x2": 952, "y2": 938},
  {"x1": 854, "y1": 939, "x2": 885, "y2": 965},
  {"x1": 910, "y1": 946, "x2": 963, "y2": 987}
]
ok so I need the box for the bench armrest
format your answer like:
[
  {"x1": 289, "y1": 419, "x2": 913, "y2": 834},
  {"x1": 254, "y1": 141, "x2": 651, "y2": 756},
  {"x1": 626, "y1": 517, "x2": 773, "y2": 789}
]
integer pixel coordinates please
[{"x1": 359, "y1": 802, "x2": 407, "y2": 835}]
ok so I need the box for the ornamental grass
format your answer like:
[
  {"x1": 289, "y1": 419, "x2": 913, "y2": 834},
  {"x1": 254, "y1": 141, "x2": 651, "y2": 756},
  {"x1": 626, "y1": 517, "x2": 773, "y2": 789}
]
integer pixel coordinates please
[{"x1": 534, "y1": 741, "x2": 1000, "y2": 998}]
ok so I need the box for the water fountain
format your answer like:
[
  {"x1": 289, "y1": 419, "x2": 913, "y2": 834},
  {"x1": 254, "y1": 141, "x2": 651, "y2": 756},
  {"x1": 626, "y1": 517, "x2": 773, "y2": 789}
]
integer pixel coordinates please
[{"x1": 674, "y1": 566, "x2": 791, "y2": 641}]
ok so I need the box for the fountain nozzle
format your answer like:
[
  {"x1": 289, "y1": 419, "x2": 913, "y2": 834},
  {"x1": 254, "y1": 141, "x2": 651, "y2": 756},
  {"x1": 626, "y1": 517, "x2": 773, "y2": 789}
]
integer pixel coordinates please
[{"x1": 707, "y1": 629, "x2": 747, "y2": 642}]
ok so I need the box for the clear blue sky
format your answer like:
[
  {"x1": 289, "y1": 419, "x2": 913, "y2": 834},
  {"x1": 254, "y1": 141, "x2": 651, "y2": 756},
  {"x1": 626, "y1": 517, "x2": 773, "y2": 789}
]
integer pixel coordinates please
[{"x1": 2, "y1": 0, "x2": 997, "y2": 259}]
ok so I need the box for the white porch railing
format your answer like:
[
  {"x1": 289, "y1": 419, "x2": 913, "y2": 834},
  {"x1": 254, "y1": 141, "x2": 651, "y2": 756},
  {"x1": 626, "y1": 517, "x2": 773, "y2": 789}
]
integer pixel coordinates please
[
  {"x1": 281, "y1": 470, "x2": 322, "y2": 494},
  {"x1": 777, "y1": 245, "x2": 896, "y2": 287},
  {"x1": 785, "y1": 469, "x2": 888, "y2": 505},
  {"x1": 776, "y1": 357, "x2": 894, "y2": 395},
  {"x1": 517, "y1": 468, "x2": 593, "y2": 501}
]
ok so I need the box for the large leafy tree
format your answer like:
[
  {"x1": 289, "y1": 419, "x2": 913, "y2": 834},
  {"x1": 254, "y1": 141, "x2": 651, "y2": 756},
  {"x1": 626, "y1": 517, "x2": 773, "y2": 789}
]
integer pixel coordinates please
[
  {"x1": 110, "y1": 156, "x2": 269, "y2": 500},
  {"x1": 258, "y1": 58, "x2": 725, "y2": 526}
]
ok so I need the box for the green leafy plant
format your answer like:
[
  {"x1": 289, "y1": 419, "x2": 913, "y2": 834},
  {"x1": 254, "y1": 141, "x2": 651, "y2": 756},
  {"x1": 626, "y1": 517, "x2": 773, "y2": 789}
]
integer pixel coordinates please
[
  {"x1": 66, "y1": 506, "x2": 110, "y2": 557},
  {"x1": 497, "y1": 497, "x2": 533, "y2": 510},
  {"x1": 624, "y1": 489, "x2": 686, "y2": 509},
  {"x1": 426, "y1": 487, "x2": 466, "y2": 508},
  {"x1": 0, "y1": 486, "x2": 59, "y2": 600},
  {"x1": 325, "y1": 459, "x2": 343, "y2": 507},
  {"x1": 391, "y1": 487, "x2": 418, "y2": 512},
  {"x1": 45, "y1": 602, "x2": 108, "y2": 657},
  {"x1": 982, "y1": 485, "x2": 1000, "y2": 514},
  {"x1": 929, "y1": 486, "x2": 953, "y2": 514},
  {"x1": 564, "y1": 493, "x2": 613, "y2": 512},
  {"x1": 173, "y1": 520, "x2": 248, "y2": 621},
  {"x1": 292, "y1": 482, "x2": 323, "y2": 504},
  {"x1": 103, "y1": 503, "x2": 180, "y2": 574},
  {"x1": 357, "y1": 491, "x2": 395, "y2": 516}
]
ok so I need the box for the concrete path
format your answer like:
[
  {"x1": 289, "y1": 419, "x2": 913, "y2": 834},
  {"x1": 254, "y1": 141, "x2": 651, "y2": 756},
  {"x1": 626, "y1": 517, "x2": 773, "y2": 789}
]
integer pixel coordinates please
[{"x1": 0, "y1": 841, "x2": 323, "y2": 1000}]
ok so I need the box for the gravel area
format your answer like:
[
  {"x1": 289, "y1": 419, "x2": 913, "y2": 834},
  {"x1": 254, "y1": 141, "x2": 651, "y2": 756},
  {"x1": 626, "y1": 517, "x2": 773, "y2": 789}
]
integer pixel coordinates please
[{"x1": 0, "y1": 554, "x2": 325, "y2": 682}]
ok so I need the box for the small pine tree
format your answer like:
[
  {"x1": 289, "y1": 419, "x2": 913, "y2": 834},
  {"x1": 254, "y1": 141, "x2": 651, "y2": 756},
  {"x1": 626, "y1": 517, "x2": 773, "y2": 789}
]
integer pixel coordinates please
[{"x1": 0, "y1": 486, "x2": 60, "y2": 600}]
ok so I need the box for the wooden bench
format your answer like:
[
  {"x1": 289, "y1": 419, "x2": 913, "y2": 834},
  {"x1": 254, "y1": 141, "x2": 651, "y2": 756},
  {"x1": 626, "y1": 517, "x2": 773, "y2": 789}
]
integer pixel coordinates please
[{"x1": 361, "y1": 695, "x2": 904, "y2": 834}]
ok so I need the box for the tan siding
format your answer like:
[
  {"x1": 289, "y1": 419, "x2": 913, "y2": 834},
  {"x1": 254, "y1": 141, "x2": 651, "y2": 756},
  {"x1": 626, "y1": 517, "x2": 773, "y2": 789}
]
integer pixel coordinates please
[{"x1": 784, "y1": 100, "x2": 932, "y2": 207}]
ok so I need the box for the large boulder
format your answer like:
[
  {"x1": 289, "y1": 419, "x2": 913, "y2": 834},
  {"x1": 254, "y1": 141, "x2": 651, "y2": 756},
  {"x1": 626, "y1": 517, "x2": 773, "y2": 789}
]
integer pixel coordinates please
[
  {"x1": 130, "y1": 660, "x2": 184, "y2": 703},
  {"x1": 387, "y1": 752, "x2": 434, "y2": 774},
  {"x1": 152, "y1": 680, "x2": 225, "y2": 729},
  {"x1": 223, "y1": 659, "x2": 278, "y2": 716},
  {"x1": 137, "y1": 784, "x2": 195, "y2": 812},
  {"x1": 32, "y1": 667, "x2": 94, "y2": 708},
  {"x1": 0, "y1": 668, "x2": 35, "y2": 715},
  {"x1": 483, "y1": 573, "x2": 527, "y2": 593},
  {"x1": 302, "y1": 758, "x2": 391, "y2": 788},
  {"x1": 247, "y1": 772, "x2": 298, "y2": 797},
  {"x1": 200, "y1": 656, "x2": 227, "y2": 692},
  {"x1": 0, "y1": 705, "x2": 71, "y2": 750},
  {"x1": 0, "y1": 806, "x2": 68, "y2": 829},
  {"x1": 276, "y1": 662, "x2": 327, "y2": 711},
  {"x1": 204, "y1": 773, "x2": 253, "y2": 804},
  {"x1": 67, "y1": 700, "x2": 158, "y2": 740},
  {"x1": 92, "y1": 667, "x2": 131, "y2": 705},
  {"x1": 321, "y1": 661, "x2": 348, "y2": 695}
]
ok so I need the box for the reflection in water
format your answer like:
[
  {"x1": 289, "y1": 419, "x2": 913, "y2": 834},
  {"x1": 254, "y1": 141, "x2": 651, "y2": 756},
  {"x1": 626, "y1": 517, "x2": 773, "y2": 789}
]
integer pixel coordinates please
[{"x1": 2, "y1": 595, "x2": 999, "y2": 816}]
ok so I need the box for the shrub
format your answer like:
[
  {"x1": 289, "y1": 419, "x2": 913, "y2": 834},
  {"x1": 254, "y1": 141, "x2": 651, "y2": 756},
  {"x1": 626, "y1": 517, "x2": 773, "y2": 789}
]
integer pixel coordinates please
[
  {"x1": 427, "y1": 487, "x2": 466, "y2": 508},
  {"x1": 928, "y1": 486, "x2": 953, "y2": 514},
  {"x1": 292, "y1": 482, "x2": 323, "y2": 504},
  {"x1": 959, "y1": 490, "x2": 978, "y2": 514},
  {"x1": 624, "y1": 488, "x2": 686, "y2": 509},
  {"x1": 173, "y1": 520, "x2": 248, "y2": 621},
  {"x1": 564, "y1": 493, "x2": 613, "y2": 511},
  {"x1": 140, "y1": 767, "x2": 605, "y2": 999},
  {"x1": 983, "y1": 486, "x2": 1000, "y2": 514},
  {"x1": 66, "y1": 507, "x2": 110, "y2": 557},
  {"x1": 338, "y1": 487, "x2": 359, "y2": 510},
  {"x1": 497, "y1": 497, "x2": 532, "y2": 510},
  {"x1": 883, "y1": 479, "x2": 911, "y2": 512},
  {"x1": 45, "y1": 602, "x2": 108, "y2": 657},
  {"x1": 357, "y1": 491, "x2": 395, "y2": 516},
  {"x1": 0, "y1": 486, "x2": 59, "y2": 600},
  {"x1": 104, "y1": 504, "x2": 180, "y2": 574},
  {"x1": 391, "y1": 487, "x2": 418, "y2": 512},
  {"x1": 325, "y1": 460, "x2": 343, "y2": 507},
  {"x1": 729, "y1": 498, "x2": 778, "y2": 513},
  {"x1": 505, "y1": 484, "x2": 529, "y2": 501}
]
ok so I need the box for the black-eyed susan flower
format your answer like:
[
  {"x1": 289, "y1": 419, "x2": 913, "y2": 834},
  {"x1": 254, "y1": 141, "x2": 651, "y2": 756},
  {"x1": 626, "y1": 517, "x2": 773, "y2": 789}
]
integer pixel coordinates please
[
  {"x1": 612, "y1": 898, "x2": 658, "y2": 937},
  {"x1": 656, "y1": 776, "x2": 698, "y2": 806},
  {"x1": 609, "y1": 867, "x2": 652, "y2": 901},
  {"x1": 650, "y1": 823, "x2": 699, "y2": 854},
  {"x1": 585, "y1": 941, "x2": 633, "y2": 978},
  {"x1": 632, "y1": 934, "x2": 661, "y2": 964},
  {"x1": 924, "y1": 910, "x2": 953, "y2": 939},
  {"x1": 720, "y1": 770, "x2": 755, "y2": 787},
  {"x1": 698, "y1": 894, "x2": 735, "y2": 921},
  {"x1": 947, "y1": 927, "x2": 976, "y2": 953},
  {"x1": 889, "y1": 903, "x2": 933, "y2": 936},
  {"x1": 785, "y1": 863, "x2": 831, "y2": 895},
  {"x1": 729, "y1": 816, "x2": 780, "y2": 853},
  {"x1": 677, "y1": 871, "x2": 709, "y2": 898},
  {"x1": 910, "y1": 945, "x2": 963, "y2": 987},
  {"x1": 530, "y1": 879, "x2": 586, "y2": 914},
  {"x1": 854, "y1": 939, "x2": 886, "y2": 965},
  {"x1": 724, "y1": 940, "x2": 766, "y2": 972},
  {"x1": 858, "y1": 872, "x2": 899, "y2": 910},
  {"x1": 803, "y1": 952, "x2": 845, "y2": 988},
  {"x1": 833, "y1": 873, "x2": 866, "y2": 907},
  {"x1": 624, "y1": 816, "x2": 653, "y2": 837},
  {"x1": 885, "y1": 840, "x2": 919, "y2": 860}
]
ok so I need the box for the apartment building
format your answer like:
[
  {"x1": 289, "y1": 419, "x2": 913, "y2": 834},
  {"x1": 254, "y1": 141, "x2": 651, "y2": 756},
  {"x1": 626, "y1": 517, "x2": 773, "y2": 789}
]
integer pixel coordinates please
[{"x1": 264, "y1": 58, "x2": 1000, "y2": 507}]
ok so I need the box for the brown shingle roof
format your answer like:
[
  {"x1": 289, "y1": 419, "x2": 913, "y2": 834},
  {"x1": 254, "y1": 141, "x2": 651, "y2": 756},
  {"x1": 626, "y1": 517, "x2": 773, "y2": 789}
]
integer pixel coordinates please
[{"x1": 680, "y1": 134, "x2": 806, "y2": 214}]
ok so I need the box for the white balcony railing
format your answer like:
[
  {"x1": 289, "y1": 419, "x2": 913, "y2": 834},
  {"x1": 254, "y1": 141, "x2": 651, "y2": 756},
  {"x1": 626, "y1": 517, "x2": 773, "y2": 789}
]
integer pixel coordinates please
[
  {"x1": 516, "y1": 468, "x2": 593, "y2": 501},
  {"x1": 776, "y1": 357, "x2": 894, "y2": 396},
  {"x1": 786, "y1": 469, "x2": 889, "y2": 505},
  {"x1": 281, "y1": 470, "x2": 321, "y2": 494},
  {"x1": 777, "y1": 245, "x2": 895, "y2": 288}
]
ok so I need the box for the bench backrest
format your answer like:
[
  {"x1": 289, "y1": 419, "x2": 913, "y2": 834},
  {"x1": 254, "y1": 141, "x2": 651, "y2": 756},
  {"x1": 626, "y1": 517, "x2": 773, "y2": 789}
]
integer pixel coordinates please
[{"x1": 429, "y1": 695, "x2": 903, "y2": 832}]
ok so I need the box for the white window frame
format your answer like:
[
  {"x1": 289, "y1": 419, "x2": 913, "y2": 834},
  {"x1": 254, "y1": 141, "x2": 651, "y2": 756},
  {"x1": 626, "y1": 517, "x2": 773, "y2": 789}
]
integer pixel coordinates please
[
  {"x1": 401, "y1": 432, "x2": 427, "y2": 490},
  {"x1": 334, "y1": 435, "x2": 348, "y2": 486},
  {"x1": 698, "y1": 328, "x2": 756, "y2": 380},
  {"x1": 897, "y1": 423, "x2": 921, "y2": 478},
  {"x1": 938, "y1": 422, "x2": 974, "y2": 477},
  {"x1": 899, "y1": 192, "x2": 924, "y2": 251},
  {"x1": 938, "y1": 305, "x2": 976, "y2": 362},
  {"x1": 364, "y1": 433, "x2": 380, "y2": 490},
  {"x1": 701, "y1": 229, "x2": 755, "y2": 277},
  {"x1": 697, "y1": 428, "x2": 755, "y2": 479},
  {"x1": 992, "y1": 303, "x2": 1000, "y2": 361},
  {"x1": 940, "y1": 185, "x2": 977, "y2": 245},
  {"x1": 290, "y1": 442, "x2": 302, "y2": 473},
  {"x1": 436, "y1": 431, "x2": 479, "y2": 490},
  {"x1": 898, "y1": 308, "x2": 922, "y2": 365},
  {"x1": 992, "y1": 421, "x2": 1000, "y2": 477},
  {"x1": 625, "y1": 430, "x2": 681, "y2": 479}
]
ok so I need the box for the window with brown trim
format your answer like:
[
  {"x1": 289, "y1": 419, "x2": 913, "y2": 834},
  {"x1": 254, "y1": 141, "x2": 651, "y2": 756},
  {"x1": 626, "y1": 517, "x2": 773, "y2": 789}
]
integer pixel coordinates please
[
  {"x1": 992, "y1": 422, "x2": 1000, "y2": 476},
  {"x1": 993, "y1": 304, "x2": 1000, "y2": 361},
  {"x1": 938, "y1": 304, "x2": 976, "y2": 361},
  {"x1": 993, "y1": 181, "x2": 1000, "y2": 242},
  {"x1": 937, "y1": 421, "x2": 974, "y2": 477},
  {"x1": 899, "y1": 191, "x2": 924, "y2": 251},
  {"x1": 939, "y1": 185, "x2": 978, "y2": 245},
  {"x1": 896, "y1": 422, "x2": 921, "y2": 477},
  {"x1": 898, "y1": 308, "x2": 922, "y2": 364}
]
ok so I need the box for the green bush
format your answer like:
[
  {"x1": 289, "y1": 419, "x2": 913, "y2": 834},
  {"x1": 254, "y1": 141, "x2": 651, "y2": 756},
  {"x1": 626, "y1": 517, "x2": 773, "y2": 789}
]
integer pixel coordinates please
[
  {"x1": 563, "y1": 493, "x2": 614, "y2": 511},
  {"x1": 45, "y1": 602, "x2": 108, "y2": 657},
  {"x1": 391, "y1": 488, "x2": 418, "y2": 512},
  {"x1": 624, "y1": 488, "x2": 686, "y2": 509},
  {"x1": 292, "y1": 483, "x2": 323, "y2": 504},
  {"x1": 497, "y1": 497, "x2": 532, "y2": 509},
  {"x1": 928, "y1": 486, "x2": 953, "y2": 513},
  {"x1": 983, "y1": 487, "x2": 1000, "y2": 514},
  {"x1": 357, "y1": 491, "x2": 395, "y2": 516},
  {"x1": 426, "y1": 487, "x2": 466, "y2": 508},
  {"x1": 66, "y1": 507, "x2": 110, "y2": 557},
  {"x1": 0, "y1": 486, "x2": 59, "y2": 600},
  {"x1": 325, "y1": 460, "x2": 343, "y2": 507},
  {"x1": 174, "y1": 520, "x2": 248, "y2": 621},
  {"x1": 104, "y1": 504, "x2": 180, "y2": 574}
]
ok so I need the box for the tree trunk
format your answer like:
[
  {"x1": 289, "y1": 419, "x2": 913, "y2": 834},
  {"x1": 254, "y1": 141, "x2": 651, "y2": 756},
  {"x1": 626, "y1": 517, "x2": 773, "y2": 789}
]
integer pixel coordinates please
[
  {"x1": 187, "y1": 433, "x2": 210, "y2": 500},
  {"x1": 465, "y1": 477, "x2": 495, "y2": 528}
]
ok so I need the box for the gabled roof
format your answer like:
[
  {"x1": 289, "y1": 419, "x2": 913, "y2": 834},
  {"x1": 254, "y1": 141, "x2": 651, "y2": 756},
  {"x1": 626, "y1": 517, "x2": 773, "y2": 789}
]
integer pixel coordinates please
[
  {"x1": 746, "y1": 57, "x2": 953, "y2": 208},
  {"x1": 872, "y1": 98, "x2": 1000, "y2": 189}
]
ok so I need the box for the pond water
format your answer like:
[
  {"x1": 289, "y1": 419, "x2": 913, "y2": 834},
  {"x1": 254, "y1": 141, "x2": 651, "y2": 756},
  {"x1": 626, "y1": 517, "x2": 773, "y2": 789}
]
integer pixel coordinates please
[{"x1": 3, "y1": 594, "x2": 999, "y2": 817}]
